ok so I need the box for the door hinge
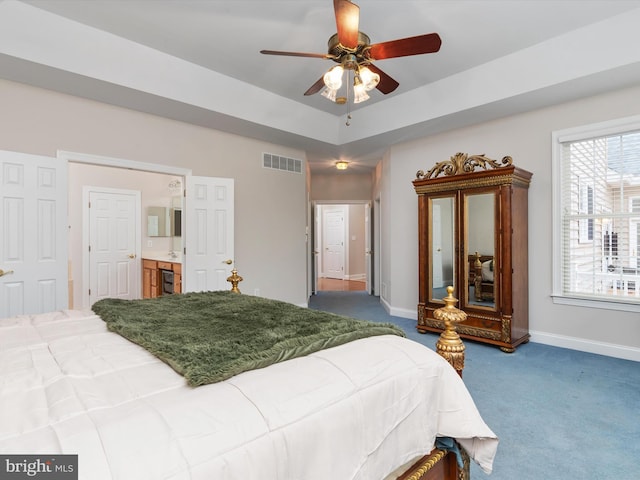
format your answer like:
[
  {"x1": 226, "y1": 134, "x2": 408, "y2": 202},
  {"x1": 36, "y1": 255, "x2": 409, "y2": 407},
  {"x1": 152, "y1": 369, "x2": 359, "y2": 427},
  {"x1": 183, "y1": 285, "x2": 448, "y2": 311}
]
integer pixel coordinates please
[
  {"x1": 88, "y1": 288, "x2": 91, "y2": 296},
  {"x1": 88, "y1": 245, "x2": 91, "y2": 252}
]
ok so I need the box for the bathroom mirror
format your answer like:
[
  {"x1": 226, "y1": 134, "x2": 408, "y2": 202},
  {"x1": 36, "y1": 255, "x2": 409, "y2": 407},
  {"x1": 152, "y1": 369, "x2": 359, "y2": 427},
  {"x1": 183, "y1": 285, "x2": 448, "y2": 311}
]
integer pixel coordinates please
[
  {"x1": 147, "y1": 206, "x2": 182, "y2": 238},
  {"x1": 147, "y1": 206, "x2": 170, "y2": 237}
]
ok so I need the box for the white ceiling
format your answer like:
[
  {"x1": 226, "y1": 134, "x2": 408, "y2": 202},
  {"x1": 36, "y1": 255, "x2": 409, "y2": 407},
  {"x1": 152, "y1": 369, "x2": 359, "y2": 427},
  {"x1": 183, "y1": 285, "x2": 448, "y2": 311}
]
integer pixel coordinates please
[{"x1": 1, "y1": 0, "x2": 640, "y2": 173}]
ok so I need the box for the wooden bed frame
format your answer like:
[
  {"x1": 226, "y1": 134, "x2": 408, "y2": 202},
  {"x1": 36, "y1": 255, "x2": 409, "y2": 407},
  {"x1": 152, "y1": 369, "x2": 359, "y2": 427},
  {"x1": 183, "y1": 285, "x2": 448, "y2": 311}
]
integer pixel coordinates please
[
  {"x1": 396, "y1": 287, "x2": 471, "y2": 480},
  {"x1": 469, "y1": 252, "x2": 494, "y2": 302},
  {"x1": 397, "y1": 448, "x2": 469, "y2": 480}
]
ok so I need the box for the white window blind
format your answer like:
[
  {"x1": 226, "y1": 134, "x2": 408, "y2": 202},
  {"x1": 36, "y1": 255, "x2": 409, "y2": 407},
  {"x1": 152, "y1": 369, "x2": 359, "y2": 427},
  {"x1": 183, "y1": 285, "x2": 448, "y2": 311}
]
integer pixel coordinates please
[{"x1": 558, "y1": 127, "x2": 640, "y2": 306}]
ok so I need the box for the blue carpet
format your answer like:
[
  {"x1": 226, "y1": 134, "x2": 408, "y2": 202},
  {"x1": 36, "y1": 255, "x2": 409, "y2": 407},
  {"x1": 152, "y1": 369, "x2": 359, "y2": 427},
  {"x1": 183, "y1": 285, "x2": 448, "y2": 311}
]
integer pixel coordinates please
[{"x1": 309, "y1": 291, "x2": 640, "y2": 479}]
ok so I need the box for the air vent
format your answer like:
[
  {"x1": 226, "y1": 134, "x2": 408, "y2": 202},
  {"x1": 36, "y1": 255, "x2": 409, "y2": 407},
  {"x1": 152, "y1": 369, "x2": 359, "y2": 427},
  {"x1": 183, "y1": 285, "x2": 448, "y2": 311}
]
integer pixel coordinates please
[{"x1": 263, "y1": 153, "x2": 302, "y2": 174}]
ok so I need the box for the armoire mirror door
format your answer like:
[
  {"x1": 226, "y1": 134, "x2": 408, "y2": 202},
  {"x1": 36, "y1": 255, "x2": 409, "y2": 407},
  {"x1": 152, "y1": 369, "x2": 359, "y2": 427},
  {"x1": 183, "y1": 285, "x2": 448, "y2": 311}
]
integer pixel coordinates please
[
  {"x1": 464, "y1": 191, "x2": 497, "y2": 310},
  {"x1": 429, "y1": 195, "x2": 456, "y2": 303}
]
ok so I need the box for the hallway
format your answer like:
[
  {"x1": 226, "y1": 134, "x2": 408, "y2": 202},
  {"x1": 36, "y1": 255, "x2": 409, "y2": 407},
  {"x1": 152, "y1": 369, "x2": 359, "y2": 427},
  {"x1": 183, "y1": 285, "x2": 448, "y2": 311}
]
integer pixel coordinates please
[{"x1": 317, "y1": 278, "x2": 366, "y2": 292}]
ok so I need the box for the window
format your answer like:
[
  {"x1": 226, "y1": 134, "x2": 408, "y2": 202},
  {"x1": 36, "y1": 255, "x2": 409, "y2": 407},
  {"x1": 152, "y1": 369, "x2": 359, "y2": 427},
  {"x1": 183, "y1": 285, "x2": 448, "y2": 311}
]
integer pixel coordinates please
[
  {"x1": 578, "y1": 180, "x2": 594, "y2": 243},
  {"x1": 552, "y1": 115, "x2": 640, "y2": 311}
]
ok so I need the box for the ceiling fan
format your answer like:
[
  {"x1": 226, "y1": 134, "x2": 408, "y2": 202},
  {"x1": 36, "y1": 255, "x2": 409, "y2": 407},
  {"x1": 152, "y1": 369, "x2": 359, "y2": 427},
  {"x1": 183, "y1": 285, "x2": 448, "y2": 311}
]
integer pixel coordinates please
[{"x1": 260, "y1": 0, "x2": 441, "y2": 105}]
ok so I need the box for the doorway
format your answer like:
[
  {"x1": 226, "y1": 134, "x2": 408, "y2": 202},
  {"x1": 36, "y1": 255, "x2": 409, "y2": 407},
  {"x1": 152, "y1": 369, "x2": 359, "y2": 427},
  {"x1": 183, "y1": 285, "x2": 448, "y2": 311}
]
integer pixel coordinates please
[
  {"x1": 313, "y1": 202, "x2": 371, "y2": 293},
  {"x1": 63, "y1": 151, "x2": 233, "y2": 309}
]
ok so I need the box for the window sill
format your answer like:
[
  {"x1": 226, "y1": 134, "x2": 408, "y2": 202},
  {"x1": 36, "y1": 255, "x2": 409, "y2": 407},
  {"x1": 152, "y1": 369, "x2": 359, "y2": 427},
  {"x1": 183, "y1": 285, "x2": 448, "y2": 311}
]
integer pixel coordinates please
[{"x1": 551, "y1": 294, "x2": 640, "y2": 313}]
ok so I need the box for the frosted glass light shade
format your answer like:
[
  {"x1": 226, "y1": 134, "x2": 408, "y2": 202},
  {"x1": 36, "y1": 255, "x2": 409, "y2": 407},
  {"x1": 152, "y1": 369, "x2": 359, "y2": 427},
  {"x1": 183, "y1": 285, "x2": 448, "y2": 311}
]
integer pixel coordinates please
[
  {"x1": 321, "y1": 87, "x2": 338, "y2": 102},
  {"x1": 353, "y1": 81, "x2": 369, "y2": 104},
  {"x1": 358, "y1": 66, "x2": 380, "y2": 91},
  {"x1": 323, "y1": 65, "x2": 344, "y2": 90}
]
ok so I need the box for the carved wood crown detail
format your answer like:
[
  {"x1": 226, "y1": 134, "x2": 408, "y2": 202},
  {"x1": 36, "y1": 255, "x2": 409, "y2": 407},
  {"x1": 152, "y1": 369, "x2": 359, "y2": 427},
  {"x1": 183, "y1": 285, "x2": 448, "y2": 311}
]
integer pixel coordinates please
[{"x1": 416, "y1": 152, "x2": 513, "y2": 180}]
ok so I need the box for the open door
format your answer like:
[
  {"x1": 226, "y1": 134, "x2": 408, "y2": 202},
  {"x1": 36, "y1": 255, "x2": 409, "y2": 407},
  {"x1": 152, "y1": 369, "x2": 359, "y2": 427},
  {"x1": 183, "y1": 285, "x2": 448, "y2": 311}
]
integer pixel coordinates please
[
  {"x1": 311, "y1": 202, "x2": 319, "y2": 295},
  {"x1": 184, "y1": 176, "x2": 234, "y2": 292},
  {"x1": 0, "y1": 150, "x2": 68, "y2": 317},
  {"x1": 365, "y1": 202, "x2": 373, "y2": 294}
]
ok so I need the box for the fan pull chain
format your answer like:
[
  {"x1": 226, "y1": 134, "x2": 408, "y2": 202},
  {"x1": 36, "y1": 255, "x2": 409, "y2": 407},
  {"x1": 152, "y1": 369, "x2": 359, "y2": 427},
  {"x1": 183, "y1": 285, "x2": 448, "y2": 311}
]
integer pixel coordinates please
[{"x1": 346, "y1": 69, "x2": 352, "y2": 126}]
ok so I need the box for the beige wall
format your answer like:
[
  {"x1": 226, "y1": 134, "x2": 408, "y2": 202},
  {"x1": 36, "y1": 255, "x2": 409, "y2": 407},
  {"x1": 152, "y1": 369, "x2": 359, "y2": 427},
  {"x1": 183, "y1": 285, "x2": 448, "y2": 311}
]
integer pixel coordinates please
[
  {"x1": 2, "y1": 75, "x2": 638, "y2": 357},
  {"x1": 0, "y1": 79, "x2": 308, "y2": 306},
  {"x1": 383, "y1": 84, "x2": 640, "y2": 355},
  {"x1": 310, "y1": 172, "x2": 373, "y2": 201}
]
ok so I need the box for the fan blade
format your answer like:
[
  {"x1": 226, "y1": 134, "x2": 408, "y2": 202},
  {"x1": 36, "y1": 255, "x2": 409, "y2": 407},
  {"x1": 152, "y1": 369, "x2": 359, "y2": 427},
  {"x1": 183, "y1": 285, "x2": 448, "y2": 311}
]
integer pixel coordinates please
[
  {"x1": 369, "y1": 33, "x2": 441, "y2": 60},
  {"x1": 260, "y1": 50, "x2": 331, "y2": 59},
  {"x1": 304, "y1": 77, "x2": 326, "y2": 96},
  {"x1": 334, "y1": 0, "x2": 360, "y2": 49},
  {"x1": 367, "y1": 64, "x2": 399, "y2": 94}
]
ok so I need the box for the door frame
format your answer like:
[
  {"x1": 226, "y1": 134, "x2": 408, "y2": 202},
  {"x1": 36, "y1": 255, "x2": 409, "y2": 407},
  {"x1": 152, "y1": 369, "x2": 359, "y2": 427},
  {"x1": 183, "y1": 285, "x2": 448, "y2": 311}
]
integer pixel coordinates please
[
  {"x1": 311, "y1": 200, "x2": 374, "y2": 294},
  {"x1": 58, "y1": 151, "x2": 192, "y2": 306}
]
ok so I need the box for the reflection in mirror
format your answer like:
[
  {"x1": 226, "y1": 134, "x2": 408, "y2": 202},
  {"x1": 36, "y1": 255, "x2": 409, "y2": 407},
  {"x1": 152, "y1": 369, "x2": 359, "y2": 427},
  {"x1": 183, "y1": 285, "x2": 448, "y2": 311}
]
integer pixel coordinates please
[
  {"x1": 171, "y1": 195, "x2": 183, "y2": 254},
  {"x1": 429, "y1": 196, "x2": 456, "y2": 303},
  {"x1": 170, "y1": 208, "x2": 181, "y2": 237},
  {"x1": 147, "y1": 206, "x2": 171, "y2": 237},
  {"x1": 465, "y1": 192, "x2": 496, "y2": 309}
]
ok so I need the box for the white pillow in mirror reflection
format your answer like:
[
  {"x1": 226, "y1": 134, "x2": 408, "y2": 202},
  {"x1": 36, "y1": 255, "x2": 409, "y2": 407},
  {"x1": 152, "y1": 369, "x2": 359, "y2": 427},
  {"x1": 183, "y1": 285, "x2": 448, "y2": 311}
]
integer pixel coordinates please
[{"x1": 481, "y1": 260, "x2": 494, "y2": 282}]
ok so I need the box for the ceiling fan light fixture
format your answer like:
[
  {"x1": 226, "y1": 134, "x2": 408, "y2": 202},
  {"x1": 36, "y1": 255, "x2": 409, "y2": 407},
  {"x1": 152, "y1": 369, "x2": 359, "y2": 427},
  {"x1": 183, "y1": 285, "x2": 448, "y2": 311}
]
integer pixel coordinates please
[
  {"x1": 352, "y1": 76, "x2": 369, "y2": 104},
  {"x1": 336, "y1": 161, "x2": 349, "y2": 170},
  {"x1": 321, "y1": 86, "x2": 339, "y2": 102},
  {"x1": 323, "y1": 65, "x2": 344, "y2": 90},
  {"x1": 358, "y1": 66, "x2": 380, "y2": 91}
]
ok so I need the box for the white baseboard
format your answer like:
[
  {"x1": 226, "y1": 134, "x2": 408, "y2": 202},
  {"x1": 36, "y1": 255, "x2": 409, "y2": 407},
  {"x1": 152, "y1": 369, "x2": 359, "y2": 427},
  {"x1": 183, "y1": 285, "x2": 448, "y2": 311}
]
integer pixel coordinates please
[
  {"x1": 530, "y1": 330, "x2": 640, "y2": 362},
  {"x1": 364, "y1": 298, "x2": 640, "y2": 362},
  {"x1": 388, "y1": 304, "x2": 418, "y2": 320},
  {"x1": 379, "y1": 302, "x2": 639, "y2": 362},
  {"x1": 380, "y1": 296, "x2": 392, "y2": 316},
  {"x1": 346, "y1": 273, "x2": 366, "y2": 282},
  {"x1": 380, "y1": 297, "x2": 418, "y2": 320}
]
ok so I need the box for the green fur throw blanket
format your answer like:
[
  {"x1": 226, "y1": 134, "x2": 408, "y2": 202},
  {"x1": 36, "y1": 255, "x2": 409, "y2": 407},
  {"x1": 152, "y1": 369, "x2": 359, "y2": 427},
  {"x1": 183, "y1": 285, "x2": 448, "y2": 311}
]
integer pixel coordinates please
[{"x1": 92, "y1": 291, "x2": 405, "y2": 387}]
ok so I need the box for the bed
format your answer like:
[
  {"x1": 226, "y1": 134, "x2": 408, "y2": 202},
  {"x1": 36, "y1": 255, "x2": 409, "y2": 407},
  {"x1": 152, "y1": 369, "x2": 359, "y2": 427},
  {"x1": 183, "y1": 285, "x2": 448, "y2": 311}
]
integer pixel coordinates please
[
  {"x1": 0, "y1": 291, "x2": 497, "y2": 480},
  {"x1": 469, "y1": 253, "x2": 495, "y2": 302}
]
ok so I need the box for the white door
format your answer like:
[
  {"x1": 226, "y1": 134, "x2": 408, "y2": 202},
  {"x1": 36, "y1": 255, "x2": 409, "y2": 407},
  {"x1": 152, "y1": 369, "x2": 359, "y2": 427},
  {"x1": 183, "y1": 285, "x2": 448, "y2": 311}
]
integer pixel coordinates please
[
  {"x1": 0, "y1": 150, "x2": 68, "y2": 318},
  {"x1": 184, "y1": 176, "x2": 234, "y2": 292},
  {"x1": 323, "y1": 209, "x2": 345, "y2": 280},
  {"x1": 312, "y1": 203, "x2": 320, "y2": 294},
  {"x1": 87, "y1": 188, "x2": 139, "y2": 306}
]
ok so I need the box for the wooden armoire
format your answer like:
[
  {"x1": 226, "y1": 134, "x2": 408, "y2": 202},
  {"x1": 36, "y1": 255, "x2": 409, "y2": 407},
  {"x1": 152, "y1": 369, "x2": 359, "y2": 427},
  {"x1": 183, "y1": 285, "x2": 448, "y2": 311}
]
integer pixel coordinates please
[{"x1": 413, "y1": 153, "x2": 532, "y2": 352}]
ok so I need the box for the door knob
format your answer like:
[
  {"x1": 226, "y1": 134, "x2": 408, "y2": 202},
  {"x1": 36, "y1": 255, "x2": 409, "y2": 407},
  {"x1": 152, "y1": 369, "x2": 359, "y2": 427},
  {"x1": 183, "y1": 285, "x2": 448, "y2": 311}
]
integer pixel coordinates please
[
  {"x1": 224, "y1": 259, "x2": 233, "y2": 265},
  {"x1": 0, "y1": 269, "x2": 14, "y2": 277},
  {"x1": 128, "y1": 254, "x2": 136, "y2": 259}
]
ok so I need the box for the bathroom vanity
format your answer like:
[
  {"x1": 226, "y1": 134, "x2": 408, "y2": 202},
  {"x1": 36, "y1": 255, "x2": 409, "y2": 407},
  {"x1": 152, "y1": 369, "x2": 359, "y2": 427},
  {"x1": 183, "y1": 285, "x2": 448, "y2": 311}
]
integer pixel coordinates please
[{"x1": 142, "y1": 257, "x2": 182, "y2": 298}]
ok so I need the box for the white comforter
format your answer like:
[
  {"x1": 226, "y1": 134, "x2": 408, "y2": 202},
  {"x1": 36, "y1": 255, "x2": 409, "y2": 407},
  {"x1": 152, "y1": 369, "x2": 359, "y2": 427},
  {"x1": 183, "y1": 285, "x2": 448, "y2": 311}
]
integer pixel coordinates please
[{"x1": 0, "y1": 310, "x2": 498, "y2": 480}]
